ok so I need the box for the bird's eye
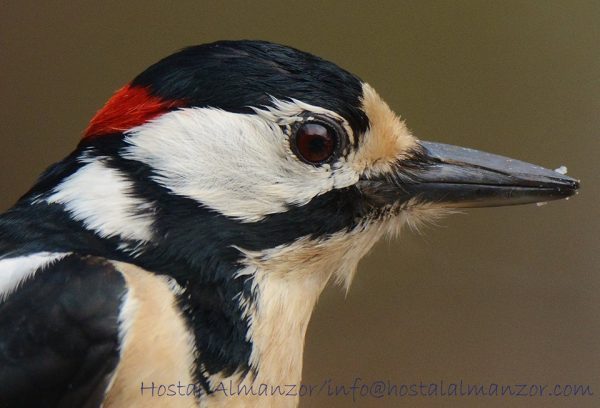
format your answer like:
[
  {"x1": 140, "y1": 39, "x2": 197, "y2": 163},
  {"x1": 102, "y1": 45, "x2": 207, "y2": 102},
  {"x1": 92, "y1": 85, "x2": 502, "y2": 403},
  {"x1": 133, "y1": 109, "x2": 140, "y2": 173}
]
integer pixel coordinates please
[{"x1": 293, "y1": 122, "x2": 338, "y2": 165}]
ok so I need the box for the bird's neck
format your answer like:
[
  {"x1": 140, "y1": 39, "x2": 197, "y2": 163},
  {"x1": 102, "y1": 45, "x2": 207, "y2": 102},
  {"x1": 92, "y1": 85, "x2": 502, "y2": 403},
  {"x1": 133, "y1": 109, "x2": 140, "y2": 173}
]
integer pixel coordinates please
[
  {"x1": 215, "y1": 226, "x2": 383, "y2": 392},
  {"x1": 199, "y1": 237, "x2": 356, "y2": 407},
  {"x1": 3, "y1": 145, "x2": 385, "y2": 402},
  {"x1": 206, "y1": 261, "x2": 331, "y2": 405}
]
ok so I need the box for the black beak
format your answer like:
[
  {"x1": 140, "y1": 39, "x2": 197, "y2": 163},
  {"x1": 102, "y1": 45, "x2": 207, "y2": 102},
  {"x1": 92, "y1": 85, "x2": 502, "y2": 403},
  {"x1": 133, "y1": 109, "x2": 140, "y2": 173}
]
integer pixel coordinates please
[{"x1": 361, "y1": 141, "x2": 580, "y2": 208}]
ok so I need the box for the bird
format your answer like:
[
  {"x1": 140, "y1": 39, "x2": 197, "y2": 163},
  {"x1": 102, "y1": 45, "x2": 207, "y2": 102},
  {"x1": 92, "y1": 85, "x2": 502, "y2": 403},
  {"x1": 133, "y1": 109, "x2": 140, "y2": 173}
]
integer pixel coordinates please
[{"x1": 0, "y1": 40, "x2": 579, "y2": 408}]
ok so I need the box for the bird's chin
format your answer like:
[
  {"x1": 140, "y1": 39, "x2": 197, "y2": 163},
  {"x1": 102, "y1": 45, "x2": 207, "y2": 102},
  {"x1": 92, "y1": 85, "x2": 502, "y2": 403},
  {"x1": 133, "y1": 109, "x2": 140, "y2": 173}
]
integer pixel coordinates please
[{"x1": 371, "y1": 199, "x2": 459, "y2": 239}]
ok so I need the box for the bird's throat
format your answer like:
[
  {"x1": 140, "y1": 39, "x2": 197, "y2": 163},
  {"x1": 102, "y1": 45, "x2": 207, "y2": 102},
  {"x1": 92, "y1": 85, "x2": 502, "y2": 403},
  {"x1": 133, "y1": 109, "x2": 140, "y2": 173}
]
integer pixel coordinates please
[{"x1": 203, "y1": 261, "x2": 331, "y2": 407}]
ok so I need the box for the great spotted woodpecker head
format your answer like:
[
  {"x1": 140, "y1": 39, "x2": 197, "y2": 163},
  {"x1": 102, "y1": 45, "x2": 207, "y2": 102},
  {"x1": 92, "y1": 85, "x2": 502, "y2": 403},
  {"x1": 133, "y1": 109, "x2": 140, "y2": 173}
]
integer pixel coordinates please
[{"x1": 9, "y1": 40, "x2": 579, "y2": 394}]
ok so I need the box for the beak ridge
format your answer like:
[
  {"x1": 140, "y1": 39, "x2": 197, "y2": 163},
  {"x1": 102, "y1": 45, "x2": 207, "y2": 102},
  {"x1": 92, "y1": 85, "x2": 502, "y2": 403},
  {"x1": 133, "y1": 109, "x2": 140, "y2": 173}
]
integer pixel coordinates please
[{"x1": 361, "y1": 141, "x2": 580, "y2": 209}]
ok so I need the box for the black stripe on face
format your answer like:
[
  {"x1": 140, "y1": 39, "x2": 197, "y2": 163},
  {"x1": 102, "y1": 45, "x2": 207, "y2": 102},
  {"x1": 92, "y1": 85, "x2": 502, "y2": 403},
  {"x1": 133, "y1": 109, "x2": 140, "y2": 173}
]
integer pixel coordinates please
[
  {"x1": 88, "y1": 135, "x2": 371, "y2": 384},
  {"x1": 71, "y1": 135, "x2": 370, "y2": 254},
  {"x1": 4, "y1": 134, "x2": 374, "y2": 391},
  {"x1": 131, "y1": 40, "x2": 369, "y2": 137}
]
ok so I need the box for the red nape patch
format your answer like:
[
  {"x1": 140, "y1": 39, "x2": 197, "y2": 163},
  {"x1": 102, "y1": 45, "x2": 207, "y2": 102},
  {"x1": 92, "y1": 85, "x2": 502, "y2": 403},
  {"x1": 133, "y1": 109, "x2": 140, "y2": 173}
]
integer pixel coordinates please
[{"x1": 83, "y1": 85, "x2": 185, "y2": 139}]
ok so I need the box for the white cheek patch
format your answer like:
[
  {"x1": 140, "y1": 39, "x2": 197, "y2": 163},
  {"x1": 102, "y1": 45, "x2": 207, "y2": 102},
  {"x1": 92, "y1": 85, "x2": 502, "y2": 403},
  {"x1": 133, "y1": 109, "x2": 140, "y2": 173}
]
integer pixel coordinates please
[
  {"x1": 46, "y1": 160, "x2": 155, "y2": 243},
  {"x1": 123, "y1": 107, "x2": 359, "y2": 222},
  {"x1": 0, "y1": 252, "x2": 69, "y2": 302}
]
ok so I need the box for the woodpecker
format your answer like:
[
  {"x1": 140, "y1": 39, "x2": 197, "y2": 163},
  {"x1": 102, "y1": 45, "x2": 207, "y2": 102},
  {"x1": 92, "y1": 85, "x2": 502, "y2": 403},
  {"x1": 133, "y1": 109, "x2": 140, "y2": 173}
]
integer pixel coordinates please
[{"x1": 0, "y1": 40, "x2": 579, "y2": 407}]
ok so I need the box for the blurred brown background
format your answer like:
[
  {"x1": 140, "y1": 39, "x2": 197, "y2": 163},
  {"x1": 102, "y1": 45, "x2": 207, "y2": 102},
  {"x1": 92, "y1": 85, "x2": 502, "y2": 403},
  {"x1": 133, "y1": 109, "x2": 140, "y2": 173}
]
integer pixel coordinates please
[{"x1": 1, "y1": 1, "x2": 598, "y2": 407}]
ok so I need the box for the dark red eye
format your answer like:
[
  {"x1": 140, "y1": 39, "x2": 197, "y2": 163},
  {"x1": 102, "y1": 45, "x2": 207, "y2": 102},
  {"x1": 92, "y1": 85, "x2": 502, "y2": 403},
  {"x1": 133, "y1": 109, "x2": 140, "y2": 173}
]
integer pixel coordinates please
[{"x1": 293, "y1": 123, "x2": 337, "y2": 164}]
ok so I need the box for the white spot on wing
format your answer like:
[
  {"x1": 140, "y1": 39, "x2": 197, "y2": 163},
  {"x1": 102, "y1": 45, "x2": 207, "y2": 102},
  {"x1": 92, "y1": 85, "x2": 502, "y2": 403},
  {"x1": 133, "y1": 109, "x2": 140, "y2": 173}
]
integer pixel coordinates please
[{"x1": 0, "y1": 252, "x2": 69, "y2": 302}]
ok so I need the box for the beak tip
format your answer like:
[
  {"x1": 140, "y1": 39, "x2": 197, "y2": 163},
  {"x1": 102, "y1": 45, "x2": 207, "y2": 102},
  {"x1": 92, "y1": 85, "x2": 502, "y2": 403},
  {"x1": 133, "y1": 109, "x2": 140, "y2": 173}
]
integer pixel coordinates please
[
  {"x1": 558, "y1": 175, "x2": 580, "y2": 194},
  {"x1": 541, "y1": 175, "x2": 579, "y2": 203}
]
